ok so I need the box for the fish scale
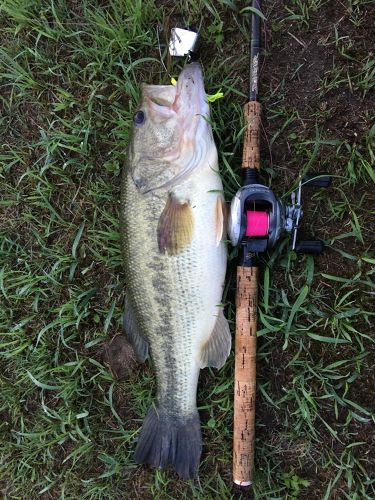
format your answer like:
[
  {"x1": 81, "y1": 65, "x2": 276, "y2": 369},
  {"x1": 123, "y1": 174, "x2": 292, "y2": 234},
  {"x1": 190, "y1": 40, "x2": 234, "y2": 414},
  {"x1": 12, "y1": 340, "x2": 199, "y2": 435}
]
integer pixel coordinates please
[{"x1": 121, "y1": 169, "x2": 223, "y2": 416}]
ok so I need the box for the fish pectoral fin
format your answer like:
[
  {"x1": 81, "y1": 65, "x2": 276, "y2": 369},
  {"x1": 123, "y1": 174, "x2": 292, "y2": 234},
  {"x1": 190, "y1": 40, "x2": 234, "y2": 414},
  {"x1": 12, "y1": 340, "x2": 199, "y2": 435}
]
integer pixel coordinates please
[
  {"x1": 215, "y1": 196, "x2": 227, "y2": 246},
  {"x1": 123, "y1": 295, "x2": 149, "y2": 363},
  {"x1": 157, "y1": 193, "x2": 194, "y2": 256},
  {"x1": 199, "y1": 309, "x2": 231, "y2": 369}
]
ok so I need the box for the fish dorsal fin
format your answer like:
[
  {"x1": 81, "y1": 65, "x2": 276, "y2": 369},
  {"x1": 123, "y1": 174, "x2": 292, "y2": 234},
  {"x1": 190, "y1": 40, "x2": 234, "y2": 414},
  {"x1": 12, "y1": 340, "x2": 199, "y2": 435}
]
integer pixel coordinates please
[
  {"x1": 157, "y1": 193, "x2": 194, "y2": 256},
  {"x1": 123, "y1": 295, "x2": 149, "y2": 363},
  {"x1": 199, "y1": 309, "x2": 231, "y2": 369}
]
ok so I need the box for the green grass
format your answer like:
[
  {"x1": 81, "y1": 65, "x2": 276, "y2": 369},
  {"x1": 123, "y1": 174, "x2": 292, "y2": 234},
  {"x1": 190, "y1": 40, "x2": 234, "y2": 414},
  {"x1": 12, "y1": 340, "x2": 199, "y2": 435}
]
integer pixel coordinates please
[{"x1": 1, "y1": 0, "x2": 374, "y2": 498}]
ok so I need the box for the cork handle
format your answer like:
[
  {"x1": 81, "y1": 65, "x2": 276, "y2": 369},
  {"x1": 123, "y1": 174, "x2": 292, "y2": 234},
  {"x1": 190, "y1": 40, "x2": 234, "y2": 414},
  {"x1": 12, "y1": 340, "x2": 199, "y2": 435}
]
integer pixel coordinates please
[
  {"x1": 242, "y1": 101, "x2": 262, "y2": 170},
  {"x1": 233, "y1": 266, "x2": 258, "y2": 486}
]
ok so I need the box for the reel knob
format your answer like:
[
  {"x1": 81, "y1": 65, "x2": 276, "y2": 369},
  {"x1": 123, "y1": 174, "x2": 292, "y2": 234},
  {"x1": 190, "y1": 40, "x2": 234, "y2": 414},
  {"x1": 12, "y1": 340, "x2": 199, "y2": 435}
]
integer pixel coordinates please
[
  {"x1": 294, "y1": 239, "x2": 324, "y2": 255},
  {"x1": 302, "y1": 173, "x2": 332, "y2": 188}
]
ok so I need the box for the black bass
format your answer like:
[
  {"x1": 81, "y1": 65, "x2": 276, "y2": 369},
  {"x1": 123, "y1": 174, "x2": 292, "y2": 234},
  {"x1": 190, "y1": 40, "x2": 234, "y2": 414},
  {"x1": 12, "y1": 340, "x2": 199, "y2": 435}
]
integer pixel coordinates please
[{"x1": 120, "y1": 63, "x2": 230, "y2": 479}]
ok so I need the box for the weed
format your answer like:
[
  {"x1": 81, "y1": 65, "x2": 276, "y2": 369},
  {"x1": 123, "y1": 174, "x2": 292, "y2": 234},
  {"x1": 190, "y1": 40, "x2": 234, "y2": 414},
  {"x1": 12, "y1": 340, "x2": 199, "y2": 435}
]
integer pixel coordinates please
[{"x1": 282, "y1": 469, "x2": 310, "y2": 499}]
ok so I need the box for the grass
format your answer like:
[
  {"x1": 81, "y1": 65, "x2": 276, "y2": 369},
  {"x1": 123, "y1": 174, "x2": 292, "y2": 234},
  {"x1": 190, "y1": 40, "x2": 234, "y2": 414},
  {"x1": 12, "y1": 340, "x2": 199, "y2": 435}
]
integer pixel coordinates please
[{"x1": 0, "y1": 0, "x2": 374, "y2": 498}]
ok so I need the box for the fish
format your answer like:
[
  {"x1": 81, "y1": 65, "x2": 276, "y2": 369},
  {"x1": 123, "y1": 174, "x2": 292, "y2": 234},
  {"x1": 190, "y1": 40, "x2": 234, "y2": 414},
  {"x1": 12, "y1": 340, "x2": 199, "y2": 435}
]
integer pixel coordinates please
[{"x1": 120, "y1": 62, "x2": 231, "y2": 479}]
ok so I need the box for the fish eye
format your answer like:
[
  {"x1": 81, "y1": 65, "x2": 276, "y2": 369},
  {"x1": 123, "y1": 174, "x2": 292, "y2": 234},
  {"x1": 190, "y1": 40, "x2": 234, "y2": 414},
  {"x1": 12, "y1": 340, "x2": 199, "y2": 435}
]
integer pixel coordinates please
[{"x1": 134, "y1": 110, "x2": 145, "y2": 126}]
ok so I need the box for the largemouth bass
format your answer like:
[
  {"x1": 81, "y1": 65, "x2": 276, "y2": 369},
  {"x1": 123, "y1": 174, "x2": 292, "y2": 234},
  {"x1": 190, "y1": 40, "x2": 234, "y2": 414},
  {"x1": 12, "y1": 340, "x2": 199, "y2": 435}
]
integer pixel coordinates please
[{"x1": 120, "y1": 63, "x2": 230, "y2": 479}]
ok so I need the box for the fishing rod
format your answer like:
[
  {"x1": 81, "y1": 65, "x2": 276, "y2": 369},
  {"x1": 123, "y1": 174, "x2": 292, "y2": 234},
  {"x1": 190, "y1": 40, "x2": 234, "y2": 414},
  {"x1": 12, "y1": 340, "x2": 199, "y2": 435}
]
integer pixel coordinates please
[
  {"x1": 228, "y1": 0, "x2": 332, "y2": 487},
  {"x1": 230, "y1": 0, "x2": 262, "y2": 486}
]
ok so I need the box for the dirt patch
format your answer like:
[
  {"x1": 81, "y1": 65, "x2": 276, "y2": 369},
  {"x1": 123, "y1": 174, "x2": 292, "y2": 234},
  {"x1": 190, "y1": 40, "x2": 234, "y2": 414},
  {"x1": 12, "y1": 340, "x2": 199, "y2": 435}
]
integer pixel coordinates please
[{"x1": 103, "y1": 334, "x2": 137, "y2": 381}]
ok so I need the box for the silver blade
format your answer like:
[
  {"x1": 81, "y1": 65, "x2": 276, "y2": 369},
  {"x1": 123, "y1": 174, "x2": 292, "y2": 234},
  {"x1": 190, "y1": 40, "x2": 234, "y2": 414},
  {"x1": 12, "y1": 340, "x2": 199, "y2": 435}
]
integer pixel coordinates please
[{"x1": 169, "y1": 28, "x2": 199, "y2": 57}]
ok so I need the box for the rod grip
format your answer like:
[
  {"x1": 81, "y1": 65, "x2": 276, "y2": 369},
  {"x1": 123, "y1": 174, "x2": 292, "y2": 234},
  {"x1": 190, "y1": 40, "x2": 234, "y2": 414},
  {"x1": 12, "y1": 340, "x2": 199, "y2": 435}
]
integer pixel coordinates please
[
  {"x1": 233, "y1": 266, "x2": 258, "y2": 486},
  {"x1": 242, "y1": 101, "x2": 262, "y2": 170}
]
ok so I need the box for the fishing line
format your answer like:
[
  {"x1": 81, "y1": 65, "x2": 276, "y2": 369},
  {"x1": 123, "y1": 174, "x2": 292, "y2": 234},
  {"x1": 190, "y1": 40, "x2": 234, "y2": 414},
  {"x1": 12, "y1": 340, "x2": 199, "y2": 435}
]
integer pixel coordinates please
[
  {"x1": 156, "y1": 24, "x2": 172, "y2": 79},
  {"x1": 246, "y1": 210, "x2": 269, "y2": 237}
]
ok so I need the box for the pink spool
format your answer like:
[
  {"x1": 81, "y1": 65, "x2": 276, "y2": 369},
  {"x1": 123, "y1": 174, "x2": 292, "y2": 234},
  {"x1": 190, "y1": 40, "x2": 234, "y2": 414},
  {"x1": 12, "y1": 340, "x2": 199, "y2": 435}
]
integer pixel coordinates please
[{"x1": 245, "y1": 210, "x2": 269, "y2": 237}]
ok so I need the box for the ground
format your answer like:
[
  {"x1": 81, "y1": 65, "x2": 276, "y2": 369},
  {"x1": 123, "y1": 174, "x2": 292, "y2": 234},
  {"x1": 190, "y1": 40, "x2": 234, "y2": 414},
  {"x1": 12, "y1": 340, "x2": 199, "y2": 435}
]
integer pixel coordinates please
[{"x1": 0, "y1": 0, "x2": 374, "y2": 499}]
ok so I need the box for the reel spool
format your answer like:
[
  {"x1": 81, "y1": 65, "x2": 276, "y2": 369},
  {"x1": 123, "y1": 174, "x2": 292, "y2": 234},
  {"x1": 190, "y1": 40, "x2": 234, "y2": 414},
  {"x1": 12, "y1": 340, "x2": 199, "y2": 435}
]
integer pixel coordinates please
[{"x1": 228, "y1": 172, "x2": 331, "y2": 262}]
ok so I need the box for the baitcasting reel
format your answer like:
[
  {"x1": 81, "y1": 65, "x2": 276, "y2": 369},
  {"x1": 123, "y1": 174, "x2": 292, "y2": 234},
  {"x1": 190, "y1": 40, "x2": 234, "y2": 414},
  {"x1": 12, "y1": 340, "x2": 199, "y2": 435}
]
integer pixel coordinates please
[{"x1": 228, "y1": 172, "x2": 331, "y2": 264}]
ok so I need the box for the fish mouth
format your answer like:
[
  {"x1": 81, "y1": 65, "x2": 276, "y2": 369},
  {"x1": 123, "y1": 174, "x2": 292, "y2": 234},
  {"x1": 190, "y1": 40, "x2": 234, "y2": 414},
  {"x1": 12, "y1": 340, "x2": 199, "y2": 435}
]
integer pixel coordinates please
[
  {"x1": 141, "y1": 84, "x2": 177, "y2": 107},
  {"x1": 141, "y1": 63, "x2": 208, "y2": 127},
  {"x1": 173, "y1": 62, "x2": 209, "y2": 127}
]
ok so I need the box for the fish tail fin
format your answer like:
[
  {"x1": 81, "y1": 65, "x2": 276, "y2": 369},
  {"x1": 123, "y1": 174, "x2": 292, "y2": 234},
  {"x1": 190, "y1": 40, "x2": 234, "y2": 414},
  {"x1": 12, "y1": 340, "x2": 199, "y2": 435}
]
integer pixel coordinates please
[{"x1": 134, "y1": 406, "x2": 202, "y2": 480}]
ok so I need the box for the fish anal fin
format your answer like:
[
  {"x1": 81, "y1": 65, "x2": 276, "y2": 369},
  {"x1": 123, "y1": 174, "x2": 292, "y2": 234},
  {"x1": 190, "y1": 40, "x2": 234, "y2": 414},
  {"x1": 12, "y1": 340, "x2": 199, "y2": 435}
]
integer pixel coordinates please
[
  {"x1": 199, "y1": 309, "x2": 231, "y2": 369},
  {"x1": 123, "y1": 295, "x2": 149, "y2": 363},
  {"x1": 157, "y1": 194, "x2": 194, "y2": 256}
]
